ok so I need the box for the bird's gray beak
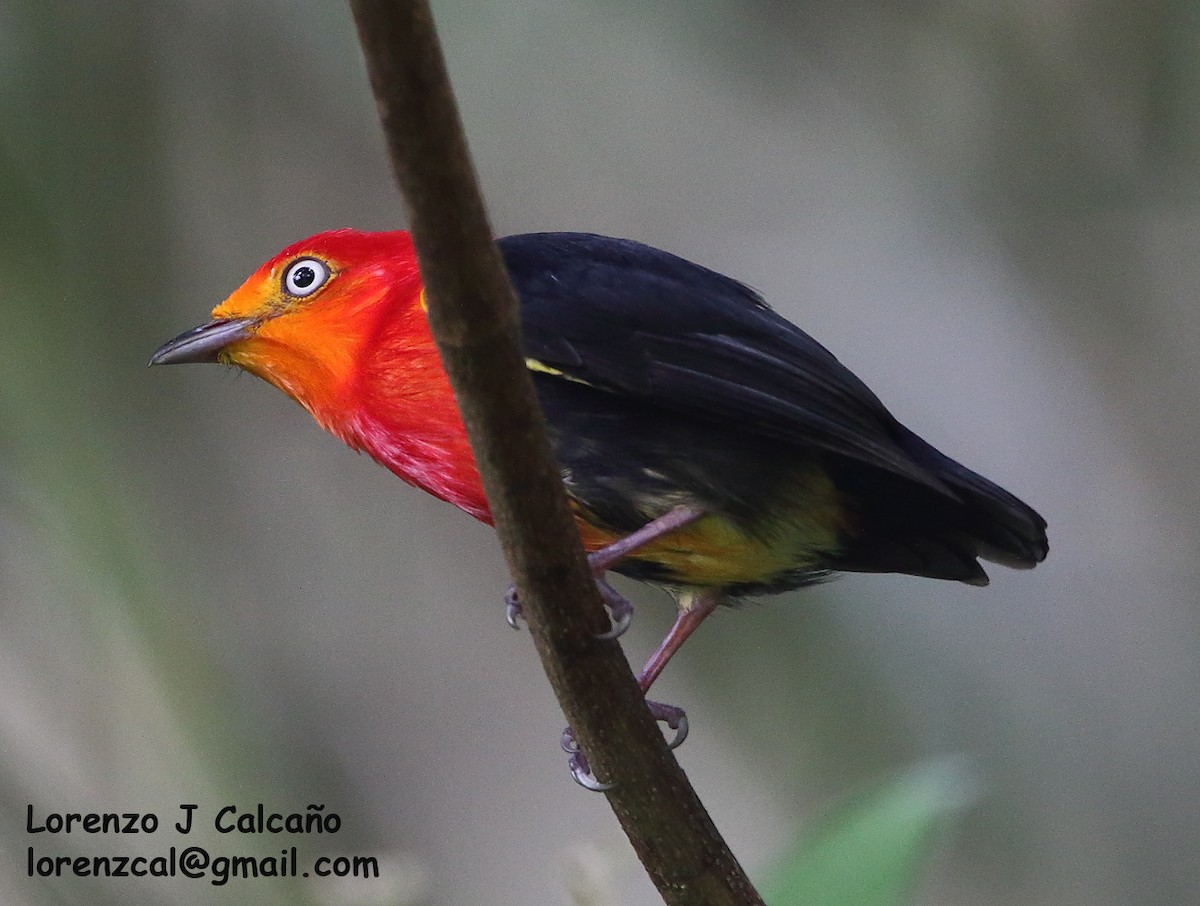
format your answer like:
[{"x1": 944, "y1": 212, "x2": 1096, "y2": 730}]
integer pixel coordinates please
[{"x1": 148, "y1": 317, "x2": 259, "y2": 366}]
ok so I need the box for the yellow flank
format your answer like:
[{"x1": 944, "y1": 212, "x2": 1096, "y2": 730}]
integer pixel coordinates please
[{"x1": 574, "y1": 467, "x2": 847, "y2": 588}]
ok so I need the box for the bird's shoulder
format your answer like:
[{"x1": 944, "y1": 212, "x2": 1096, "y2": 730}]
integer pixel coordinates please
[
  {"x1": 499, "y1": 232, "x2": 854, "y2": 386},
  {"x1": 497, "y1": 233, "x2": 940, "y2": 489},
  {"x1": 501, "y1": 231, "x2": 786, "y2": 343}
]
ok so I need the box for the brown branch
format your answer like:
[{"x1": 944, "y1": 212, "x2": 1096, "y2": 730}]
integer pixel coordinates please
[{"x1": 346, "y1": 3, "x2": 764, "y2": 904}]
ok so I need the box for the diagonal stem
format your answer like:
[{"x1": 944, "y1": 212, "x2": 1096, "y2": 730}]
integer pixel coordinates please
[{"x1": 345, "y1": 2, "x2": 764, "y2": 904}]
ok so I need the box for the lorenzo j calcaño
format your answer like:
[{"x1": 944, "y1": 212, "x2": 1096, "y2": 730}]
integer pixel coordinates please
[{"x1": 152, "y1": 230, "x2": 1048, "y2": 784}]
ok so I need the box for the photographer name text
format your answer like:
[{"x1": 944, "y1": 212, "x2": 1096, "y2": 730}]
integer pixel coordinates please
[{"x1": 26, "y1": 803, "x2": 340, "y2": 836}]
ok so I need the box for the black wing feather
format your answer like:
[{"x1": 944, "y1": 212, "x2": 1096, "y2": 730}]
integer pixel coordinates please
[{"x1": 500, "y1": 232, "x2": 948, "y2": 493}]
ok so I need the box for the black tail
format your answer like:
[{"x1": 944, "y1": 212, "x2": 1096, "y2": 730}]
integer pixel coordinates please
[
  {"x1": 894, "y1": 424, "x2": 1048, "y2": 568},
  {"x1": 830, "y1": 424, "x2": 1048, "y2": 586}
]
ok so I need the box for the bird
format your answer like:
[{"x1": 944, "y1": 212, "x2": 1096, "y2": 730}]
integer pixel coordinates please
[{"x1": 151, "y1": 229, "x2": 1048, "y2": 785}]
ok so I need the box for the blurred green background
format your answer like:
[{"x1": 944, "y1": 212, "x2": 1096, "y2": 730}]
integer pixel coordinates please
[{"x1": 3, "y1": 1, "x2": 1199, "y2": 903}]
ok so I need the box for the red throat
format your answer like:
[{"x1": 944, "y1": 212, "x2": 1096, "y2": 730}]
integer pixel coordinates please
[{"x1": 339, "y1": 283, "x2": 492, "y2": 523}]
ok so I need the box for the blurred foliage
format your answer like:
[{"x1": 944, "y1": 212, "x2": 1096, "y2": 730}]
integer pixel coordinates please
[{"x1": 763, "y1": 759, "x2": 977, "y2": 906}]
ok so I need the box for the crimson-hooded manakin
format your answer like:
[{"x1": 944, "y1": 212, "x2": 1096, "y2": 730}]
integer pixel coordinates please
[{"x1": 152, "y1": 230, "x2": 1048, "y2": 784}]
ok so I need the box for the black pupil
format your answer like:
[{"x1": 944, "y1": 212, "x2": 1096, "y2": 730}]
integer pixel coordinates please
[{"x1": 292, "y1": 266, "x2": 316, "y2": 289}]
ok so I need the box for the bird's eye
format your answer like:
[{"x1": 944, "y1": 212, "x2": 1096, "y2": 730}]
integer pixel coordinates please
[{"x1": 282, "y1": 258, "x2": 330, "y2": 297}]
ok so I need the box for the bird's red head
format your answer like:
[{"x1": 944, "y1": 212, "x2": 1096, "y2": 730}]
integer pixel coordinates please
[{"x1": 154, "y1": 229, "x2": 489, "y2": 519}]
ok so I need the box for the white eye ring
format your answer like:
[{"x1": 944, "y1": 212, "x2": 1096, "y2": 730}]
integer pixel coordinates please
[{"x1": 282, "y1": 258, "x2": 330, "y2": 297}]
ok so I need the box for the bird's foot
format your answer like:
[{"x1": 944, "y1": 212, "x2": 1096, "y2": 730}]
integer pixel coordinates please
[
  {"x1": 504, "y1": 586, "x2": 524, "y2": 630},
  {"x1": 593, "y1": 578, "x2": 633, "y2": 640},
  {"x1": 561, "y1": 698, "x2": 689, "y2": 791},
  {"x1": 507, "y1": 511, "x2": 707, "y2": 635},
  {"x1": 646, "y1": 699, "x2": 690, "y2": 749},
  {"x1": 504, "y1": 578, "x2": 634, "y2": 640},
  {"x1": 561, "y1": 731, "x2": 613, "y2": 792}
]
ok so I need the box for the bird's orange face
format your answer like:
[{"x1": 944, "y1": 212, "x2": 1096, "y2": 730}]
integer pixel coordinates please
[
  {"x1": 209, "y1": 231, "x2": 423, "y2": 423},
  {"x1": 153, "y1": 230, "x2": 427, "y2": 434}
]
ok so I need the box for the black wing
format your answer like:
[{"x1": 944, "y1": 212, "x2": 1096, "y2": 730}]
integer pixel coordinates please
[{"x1": 500, "y1": 231, "x2": 947, "y2": 493}]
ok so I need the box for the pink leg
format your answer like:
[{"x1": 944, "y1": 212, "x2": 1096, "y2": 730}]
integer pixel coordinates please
[
  {"x1": 587, "y1": 505, "x2": 705, "y2": 639},
  {"x1": 587, "y1": 505, "x2": 705, "y2": 574},
  {"x1": 508, "y1": 504, "x2": 717, "y2": 791},
  {"x1": 636, "y1": 587, "x2": 724, "y2": 693},
  {"x1": 567, "y1": 587, "x2": 725, "y2": 790}
]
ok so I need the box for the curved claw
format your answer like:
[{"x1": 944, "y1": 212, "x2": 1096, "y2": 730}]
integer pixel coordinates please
[
  {"x1": 504, "y1": 587, "x2": 524, "y2": 631},
  {"x1": 646, "y1": 701, "x2": 690, "y2": 750},
  {"x1": 561, "y1": 728, "x2": 580, "y2": 754},
  {"x1": 665, "y1": 713, "x2": 689, "y2": 750},
  {"x1": 594, "y1": 607, "x2": 632, "y2": 641},
  {"x1": 561, "y1": 704, "x2": 683, "y2": 791},
  {"x1": 569, "y1": 754, "x2": 614, "y2": 792},
  {"x1": 506, "y1": 579, "x2": 631, "y2": 638},
  {"x1": 593, "y1": 580, "x2": 634, "y2": 641}
]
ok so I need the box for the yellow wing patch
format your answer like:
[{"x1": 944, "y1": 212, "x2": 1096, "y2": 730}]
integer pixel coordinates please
[{"x1": 524, "y1": 357, "x2": 595, "y2": 387}]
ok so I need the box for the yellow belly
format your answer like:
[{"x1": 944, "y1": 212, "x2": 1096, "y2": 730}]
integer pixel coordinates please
[{"x1": 574, "y1": 488, "x2": 845, "y2": 589}]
